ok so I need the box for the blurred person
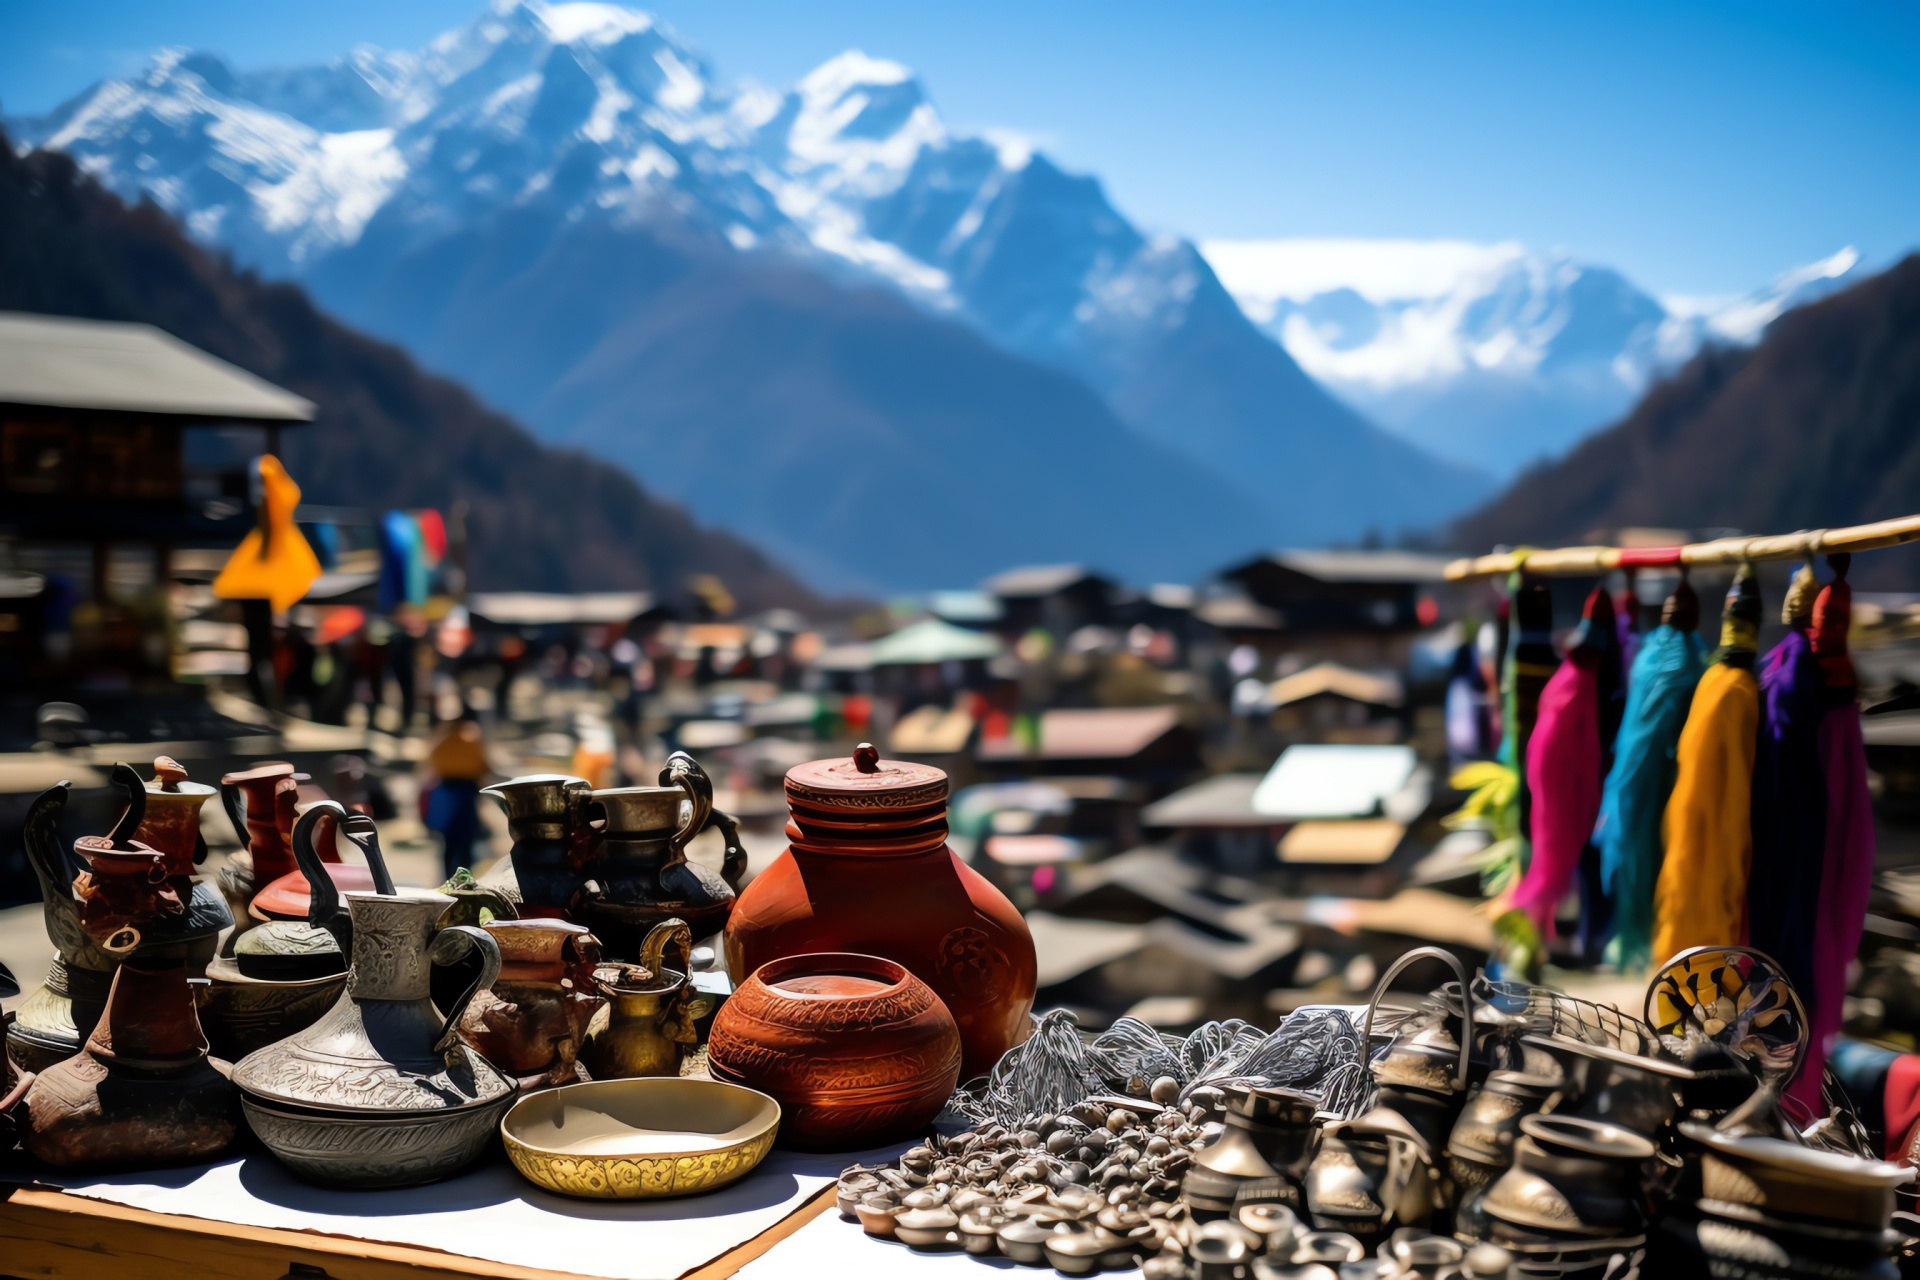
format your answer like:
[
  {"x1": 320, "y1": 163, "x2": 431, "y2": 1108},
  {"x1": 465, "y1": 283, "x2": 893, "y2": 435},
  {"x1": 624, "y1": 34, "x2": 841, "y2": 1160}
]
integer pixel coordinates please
[{"x1": 422, "y1": 708, "x2": 490, "y2": 880}]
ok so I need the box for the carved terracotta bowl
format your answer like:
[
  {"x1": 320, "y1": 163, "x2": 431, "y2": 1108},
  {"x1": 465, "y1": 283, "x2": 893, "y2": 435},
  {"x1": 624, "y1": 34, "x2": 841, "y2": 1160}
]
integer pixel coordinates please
[
  {"x1": 706, "y1": 951, "x2": 962, "y2": 1151},
  {"x1": 501, "y1": 1077, "x2": 780, "y2": 1200}
]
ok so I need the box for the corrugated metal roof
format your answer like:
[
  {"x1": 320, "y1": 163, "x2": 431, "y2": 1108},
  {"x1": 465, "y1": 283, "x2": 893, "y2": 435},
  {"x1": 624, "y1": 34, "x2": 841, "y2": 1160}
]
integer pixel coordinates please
[{"x1": 0, "y1": 312, "x2": 314, "y2": 421}]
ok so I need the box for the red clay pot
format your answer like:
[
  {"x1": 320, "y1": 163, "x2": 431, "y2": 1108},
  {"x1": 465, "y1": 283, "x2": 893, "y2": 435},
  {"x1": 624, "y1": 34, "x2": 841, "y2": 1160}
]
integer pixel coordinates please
[
  {"x1": 221, "y1": 764, "x2": 302, "y2": 884},
  {"x1": 707, "y1": 952, "x2": 961, "y2": 1150},
  {"x1": 724, "y1": 746, "x2": 1035, "y2": 1078}
]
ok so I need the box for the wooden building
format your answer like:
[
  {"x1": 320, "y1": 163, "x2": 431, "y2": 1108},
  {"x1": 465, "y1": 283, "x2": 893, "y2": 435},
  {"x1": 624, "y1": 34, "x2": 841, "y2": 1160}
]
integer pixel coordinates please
[{"x1": 0, "y1": 312, "x2": 313, "y2": 690}]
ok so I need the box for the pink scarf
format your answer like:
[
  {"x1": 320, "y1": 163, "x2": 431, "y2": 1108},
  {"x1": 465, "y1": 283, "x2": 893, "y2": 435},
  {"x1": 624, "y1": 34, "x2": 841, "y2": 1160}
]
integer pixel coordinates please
[{"x1": 1514, "y1": 653, "x2": 1602, "y2": 937}]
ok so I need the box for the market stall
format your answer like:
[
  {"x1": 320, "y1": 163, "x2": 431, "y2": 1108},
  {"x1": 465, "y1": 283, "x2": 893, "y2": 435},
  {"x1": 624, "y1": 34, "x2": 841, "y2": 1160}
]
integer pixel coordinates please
[{"x1": 4, "y1": 588, "x2": 1920, "y2": 1280}]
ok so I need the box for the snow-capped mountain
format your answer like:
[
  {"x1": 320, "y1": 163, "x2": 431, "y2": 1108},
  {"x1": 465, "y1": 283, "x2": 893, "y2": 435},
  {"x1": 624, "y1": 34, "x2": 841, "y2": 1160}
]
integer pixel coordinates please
[
  {"x1": 1201, "y1": 238, "x2": 1864, "y2": 477},
  {"x1": 10, "y1": 1, "x2": 1486, "y2": 591}
]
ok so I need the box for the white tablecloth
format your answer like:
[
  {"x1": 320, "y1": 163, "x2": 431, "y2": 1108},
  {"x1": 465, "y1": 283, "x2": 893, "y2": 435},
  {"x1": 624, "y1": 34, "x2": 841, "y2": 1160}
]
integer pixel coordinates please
[{"x1": 46, "y1": 1142, "x2": 899, "y2": 1280}]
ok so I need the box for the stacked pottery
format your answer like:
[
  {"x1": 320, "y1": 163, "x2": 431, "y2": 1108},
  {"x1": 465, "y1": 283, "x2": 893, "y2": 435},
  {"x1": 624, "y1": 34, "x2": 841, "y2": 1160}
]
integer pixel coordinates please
[
  {"x1": 198, "y1": 805, "x2": 351, "y2": 1061},
  {"x1": 232, "y1": 804, "x2": 516, "y2": 1188},
  {"x1": 457, "y1": 918, "x2": 605, "y2": 1090},
  {"x1": 580, "y1": 918, "x2": 710, "y2": 1080},
  {"x1": 23, "y1": 833, "x2": 240, "y2": 1169},
  {"x1": 572, "y1": 752, "x2": 747, "y2": 957},
  {"x1": 1183, "y1": 1086, "x2": 1321, "y2": 1219},
  {"x1": 1480, "y1": 1115, "x2": 1656, "y2": 1272},
  {"x1": 707, "y1": 951, "x2": 961, "y2": 1150},
  {"x1": 1446, "y1": 1072, "x2": 1558, "y2": 1241},
  {"x1": 726, "y1": 744, "x2": 1037, "y2": 1077},
  {"x1": 118, "y1": 759, "x2": 232, "y2": 978},
  {"x1": 1643, "y1": 1125, "x2": 1912, "y2": 1280},
  {"x1": 479, "y1": 773, "x2": 597, "y2": 918}
]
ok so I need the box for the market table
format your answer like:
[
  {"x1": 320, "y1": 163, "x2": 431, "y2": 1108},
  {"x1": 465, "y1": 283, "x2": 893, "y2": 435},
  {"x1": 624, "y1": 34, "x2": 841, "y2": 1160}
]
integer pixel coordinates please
[{"x1": 0, "y1": 1138, "x2": 1006, "y2": 1280}]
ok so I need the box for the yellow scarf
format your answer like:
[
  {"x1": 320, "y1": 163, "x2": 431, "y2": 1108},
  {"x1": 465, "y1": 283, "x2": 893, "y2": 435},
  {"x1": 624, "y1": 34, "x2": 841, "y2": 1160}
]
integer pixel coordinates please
[{"x1": 1652, "y1": 661, "x2": 1759, "y2": 962}]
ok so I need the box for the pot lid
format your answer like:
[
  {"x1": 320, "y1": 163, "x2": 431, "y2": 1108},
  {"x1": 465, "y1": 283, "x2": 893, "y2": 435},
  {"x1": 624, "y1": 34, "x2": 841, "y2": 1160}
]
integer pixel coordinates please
[
  {"x1": 1680, "y1": 1122, "x2": 1916, "y2": 1186},
  {"x1": 785, "y1": 743, "x2": 948, "y2": 811}
]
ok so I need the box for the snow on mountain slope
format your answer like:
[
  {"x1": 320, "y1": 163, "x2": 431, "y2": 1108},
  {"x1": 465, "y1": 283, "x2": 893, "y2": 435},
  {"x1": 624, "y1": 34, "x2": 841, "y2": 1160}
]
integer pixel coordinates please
[
  {"x1": 1202, "y1": 238, "x2": 1865, "y2": 476},
  {"x1": 11, "y1": 0, "x2": 1491, "y2": 582}
]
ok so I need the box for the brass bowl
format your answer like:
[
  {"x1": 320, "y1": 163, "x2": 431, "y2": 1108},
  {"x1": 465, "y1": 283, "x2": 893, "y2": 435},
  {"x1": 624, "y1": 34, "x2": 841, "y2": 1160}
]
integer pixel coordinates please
[{"x1": 501, "y1": 1077, "x2": 780, "y2": 1200}]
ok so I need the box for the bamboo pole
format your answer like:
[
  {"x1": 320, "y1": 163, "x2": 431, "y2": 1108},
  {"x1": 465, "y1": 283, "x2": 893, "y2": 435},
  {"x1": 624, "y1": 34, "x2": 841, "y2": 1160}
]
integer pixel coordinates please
[{"x1": 1443, "y1": 513, "x2": 1920, "y2": 581}]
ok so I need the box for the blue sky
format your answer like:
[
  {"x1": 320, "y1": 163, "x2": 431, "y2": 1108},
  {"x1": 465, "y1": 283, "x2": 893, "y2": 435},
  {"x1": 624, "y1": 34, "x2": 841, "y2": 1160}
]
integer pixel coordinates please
[{"x1": 4, "y1": 0, "x2": 1916, "y2": 298}]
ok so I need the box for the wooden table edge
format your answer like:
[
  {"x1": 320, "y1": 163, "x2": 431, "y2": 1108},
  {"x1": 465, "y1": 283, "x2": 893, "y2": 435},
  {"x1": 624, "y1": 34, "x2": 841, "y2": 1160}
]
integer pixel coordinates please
[{"x1": 1, "y1": 1182, "x2": 840, "y2": 1280}]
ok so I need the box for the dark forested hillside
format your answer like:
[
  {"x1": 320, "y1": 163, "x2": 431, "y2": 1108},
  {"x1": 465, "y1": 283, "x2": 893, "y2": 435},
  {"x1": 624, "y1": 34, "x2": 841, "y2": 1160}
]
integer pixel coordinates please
[
  {"x1": 0, "y1": 133, "x2": 822, "y2": 610},
  {"x1": 1449, "y1": 256, "x2": 1920, "y2": 587}
]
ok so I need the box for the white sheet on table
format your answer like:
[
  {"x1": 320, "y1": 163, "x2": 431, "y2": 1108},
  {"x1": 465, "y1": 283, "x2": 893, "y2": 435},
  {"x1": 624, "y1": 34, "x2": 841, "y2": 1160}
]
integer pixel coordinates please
[
  {"x1": 736, "y1": 1201, "x2": 1145, "y2": 1280},
  {"x1": 48, "y1": 1145, "x2": 900, "y2": 1280}
]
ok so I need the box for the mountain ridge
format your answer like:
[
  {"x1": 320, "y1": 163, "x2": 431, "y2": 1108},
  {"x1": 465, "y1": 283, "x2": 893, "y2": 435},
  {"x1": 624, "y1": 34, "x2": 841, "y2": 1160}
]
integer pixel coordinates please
[
  {"x1": 1446, "y1": 255, "x2": 1920, "y2": 589},
  {"x1": 0, "y1": 129, "x2": 825, "y2": 611},
  {"x1": 12, "y1": 2, "x2": 1489, "y2": 589}
]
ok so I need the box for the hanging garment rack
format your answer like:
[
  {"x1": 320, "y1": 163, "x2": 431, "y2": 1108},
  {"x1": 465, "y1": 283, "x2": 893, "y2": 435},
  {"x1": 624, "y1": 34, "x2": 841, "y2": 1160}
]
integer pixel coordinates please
[{"x1": 1443, "y1": 513, "x2": 1920, "y2": 581}]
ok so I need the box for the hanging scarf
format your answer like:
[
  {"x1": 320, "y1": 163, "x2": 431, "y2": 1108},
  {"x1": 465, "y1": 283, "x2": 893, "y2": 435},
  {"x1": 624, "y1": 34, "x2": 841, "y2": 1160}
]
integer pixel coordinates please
[
  {"x1": 1513, "y1": 588, "x2": 1616, "y2": 937},
  {"x1": 1652, "y1": 566, "x2": 1760, "y2": 963},
  {"x1": 1748, "y1": 565, "x2": 1827, "y2": 1021},
  {"x1": 1500, "y1": 571, "x2": 1559, "y2": 779},
  {"x1": 1598, "y1": 579, "x2": 1706, "y2": 968},
  {"x1": 1801, "y1": 555, "x2": 1875, "y2": 1111},
  {"x1": 1614, "y1": 569, "x2": 1643, "y2": 689}
]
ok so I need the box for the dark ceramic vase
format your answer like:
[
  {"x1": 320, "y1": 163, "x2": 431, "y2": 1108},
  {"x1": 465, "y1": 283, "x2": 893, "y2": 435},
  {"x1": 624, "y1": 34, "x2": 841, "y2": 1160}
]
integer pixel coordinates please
[
  {"x1": 481, "y1": 774, "x2": 597, "y2": 918},
  {"x1": 707, "y1": 951, "x2": 961, "y2": 1151},
  {"x1": 572, "y1": 753, "x2": 747, "y2": 957},
  {"x1": 724, "y1": 745, "x2": 1036, "y2": 1077}
]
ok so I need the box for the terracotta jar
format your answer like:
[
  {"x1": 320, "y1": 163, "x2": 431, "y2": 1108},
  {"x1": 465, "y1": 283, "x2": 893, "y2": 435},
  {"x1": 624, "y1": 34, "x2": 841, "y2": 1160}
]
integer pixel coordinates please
[
  {"x1": 573, "y1": 753, "x2": 747, "y2": 958},
  {"x1": 725, "y1": 745, "x2": 1035, "y2": 1076},
  {"x1": 73, "y1": 842, "x2": 184, "y2": 954},
  {"x1": 481, "y1": 774, "x2": 598, "y2": 918},
  {"x1": 707, "y1": 951, "x2": 961, "y2": 1151},
  {"x1": 220, "y1": 762, "x2": 300, "y2": 890},
  {"x1": 457, "y1": 918, "x2": 606, "y2": 1090},
  {"x1": 580, "y1": 919, "x2": 710, "y2": 1080}
]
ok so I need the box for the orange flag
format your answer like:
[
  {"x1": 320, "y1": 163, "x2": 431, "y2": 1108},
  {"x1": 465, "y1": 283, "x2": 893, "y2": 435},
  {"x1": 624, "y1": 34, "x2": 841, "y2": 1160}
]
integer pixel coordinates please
[{"x1": 213, "y1": 456, "x2": 322, "y2": 613}]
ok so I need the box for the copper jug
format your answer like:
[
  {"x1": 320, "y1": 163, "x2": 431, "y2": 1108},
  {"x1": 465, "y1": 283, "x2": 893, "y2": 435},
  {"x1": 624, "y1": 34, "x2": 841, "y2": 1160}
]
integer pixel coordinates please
[{"x1": 457, "y1": 917, "x2": 605, "y2": 1090}]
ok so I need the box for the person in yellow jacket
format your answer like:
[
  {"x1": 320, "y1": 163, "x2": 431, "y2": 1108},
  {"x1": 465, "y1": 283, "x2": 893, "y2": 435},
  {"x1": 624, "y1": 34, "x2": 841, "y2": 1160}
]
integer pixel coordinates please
[{"x1": 1653, "y1": 566, "x2": 1761, "y2": 961}]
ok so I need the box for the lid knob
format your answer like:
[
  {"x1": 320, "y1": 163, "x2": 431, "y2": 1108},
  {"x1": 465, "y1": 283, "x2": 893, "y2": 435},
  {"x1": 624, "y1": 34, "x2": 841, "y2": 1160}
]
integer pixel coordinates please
[
  {"x1": 853, "y1": 742, "x2": 880, "y2": 773},
  {"x1": 152, "y1": 756, "x2": 188, "y2": 790}
]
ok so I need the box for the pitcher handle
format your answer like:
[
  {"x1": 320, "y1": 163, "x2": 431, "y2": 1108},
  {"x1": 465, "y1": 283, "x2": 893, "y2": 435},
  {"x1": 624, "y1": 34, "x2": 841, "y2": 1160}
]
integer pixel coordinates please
[
  {"x1": 712, "y1": 810, "x2": 747, "y2": 890},
  {"x1": 219, "y1": 781, "x2": 251, "y2": 856},
  {"x1": 430, "y1": 923, "x2": 502, "y2": 1055},
  {"x1": 291, "y1": 802, "x2": 346, "y2": 941},
  {"x1": 660, "y1": 752, "x2": 713, "y2": 853},
  {"x1": 22, "y1": 783, "x2": 75, "y2": 904},
  {"x1": 106, "y1": 762, "x2": 147, "y2": 847}
]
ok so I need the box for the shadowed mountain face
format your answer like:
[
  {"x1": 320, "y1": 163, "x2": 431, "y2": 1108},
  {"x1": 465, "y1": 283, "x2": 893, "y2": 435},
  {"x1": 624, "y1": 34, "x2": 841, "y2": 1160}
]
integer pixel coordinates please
[
  {"x1": 0, "y1": 134, "x2": 824, "y2": 611},
  {"x1": 13, "y1": 3, "x2": 1489, "y2": 590},
  {"x1": 1448, "y1": 256, "x2": 1920, "y2": 589}
]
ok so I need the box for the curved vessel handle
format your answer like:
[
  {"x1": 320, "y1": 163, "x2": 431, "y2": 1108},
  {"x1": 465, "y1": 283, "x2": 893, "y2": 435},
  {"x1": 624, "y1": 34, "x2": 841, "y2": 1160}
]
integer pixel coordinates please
[
  {"x1": 1362, "y1": 944, "x2": 1473, "y2": 1093},
  {"x1": 564, "y1": 779, "x2": 602, "y2": 872},
  {"x1": 291, "y1": 802, "x2": 347, "y2": 941},
  {"x1": 429, "y1": 923, "x2": 502, "y2": 1054},
  {"x1": 22, "y1": 783, "x2": 75, "y2": 904},
  {"x1": 660, "y1": 752, "x2": 713, "y2": 853},
  {"x1": 341, "y1": 812, "x2": 397, "y2": 896},
  {"x1": 711, "y1": 810, "x2": 748, "y2": 890},
  {"x1": 106, "y1": 762, "x2": 147, "y2": 847},
  {"x1": 220, "y1": 781, "x2": 251, "y2": 856},
  {"x1": 637, "y1": 916, "x2": 694, "y2": 977}
]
